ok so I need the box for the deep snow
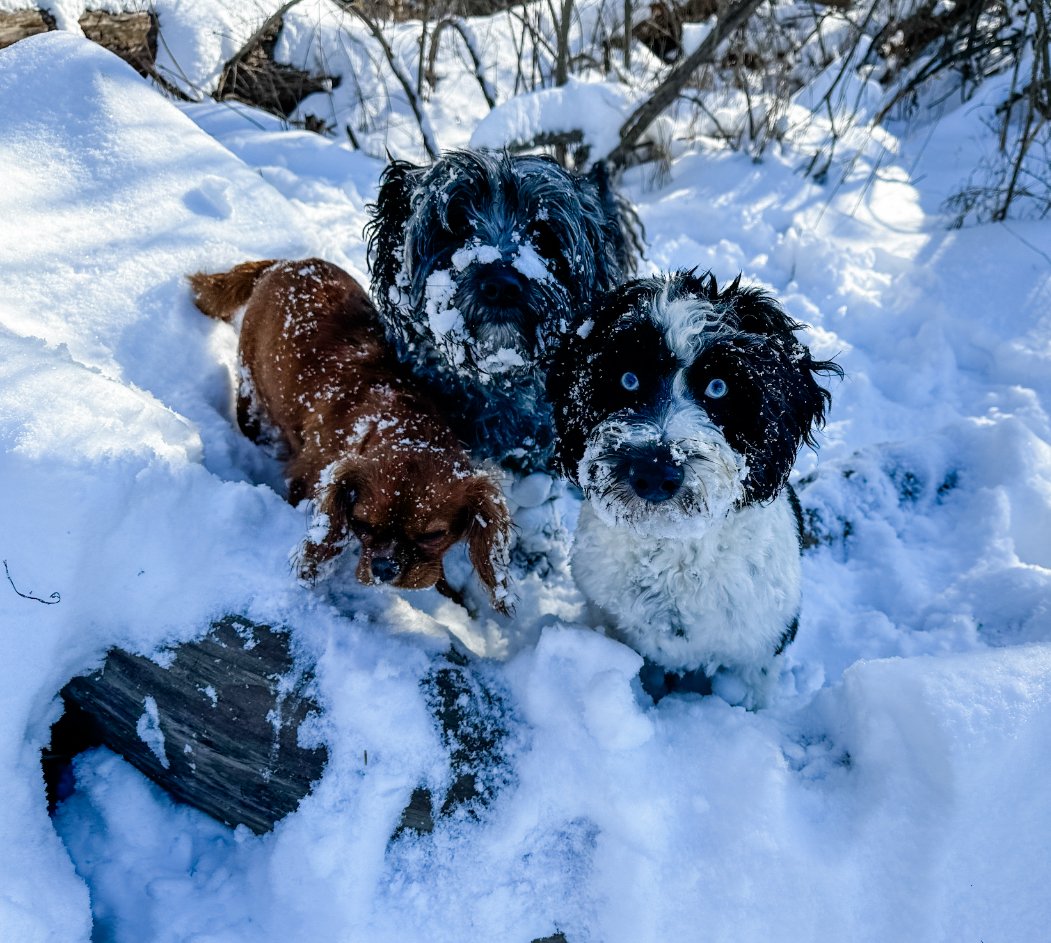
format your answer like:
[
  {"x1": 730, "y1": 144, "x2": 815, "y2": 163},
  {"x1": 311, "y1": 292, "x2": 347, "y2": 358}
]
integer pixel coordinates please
[{"x1": 1, "y1": 10, "x2": 1050, "y2": 943}]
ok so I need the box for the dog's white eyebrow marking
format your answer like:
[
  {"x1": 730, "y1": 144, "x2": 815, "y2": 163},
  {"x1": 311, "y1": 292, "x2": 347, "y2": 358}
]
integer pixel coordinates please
[
  {"x1": 650, "y1": 284, "x2": 725, "y2": 363},
  {"x1": 451, "y1": 243, "x2": 501, "y2": 270},
  {"x1": 512, "y1": 244, "x2": 553, "y2": 283}
]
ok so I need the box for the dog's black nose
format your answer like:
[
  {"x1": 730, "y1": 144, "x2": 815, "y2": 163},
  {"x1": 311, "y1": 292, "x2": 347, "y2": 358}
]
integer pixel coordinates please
[
  {"x1": 478, "y1": 265, "x2": 526, "y2": 307},
  {"x1": 371, "y1": 556, "x2": 400, "y2": 583},
  {"x1": 627, "y1": 449, "x2": 685, "y2": 503}
]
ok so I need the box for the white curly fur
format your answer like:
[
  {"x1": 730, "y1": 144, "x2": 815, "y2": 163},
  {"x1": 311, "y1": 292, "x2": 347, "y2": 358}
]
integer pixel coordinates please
[{"x1": 572, "y1": 490, "x2": 801, "y2": 705}]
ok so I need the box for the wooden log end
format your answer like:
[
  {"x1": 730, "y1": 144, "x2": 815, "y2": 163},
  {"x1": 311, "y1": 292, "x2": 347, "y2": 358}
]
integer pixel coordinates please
[
  {"x1": 54, "y1": 616, "x2": 327, "y2": 835},
  {"x1": 0, "y1": 9, "x2": 56, "y2": 50}
]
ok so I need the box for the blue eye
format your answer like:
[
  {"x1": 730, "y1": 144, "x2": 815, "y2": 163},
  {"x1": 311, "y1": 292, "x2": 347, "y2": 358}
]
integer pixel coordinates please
[
  {"x1": 620, "y1": 371, "x2": 640, "y2": 391},
  {"x1": 705, "y1": 378, "x2": 728, "y2": 399}
]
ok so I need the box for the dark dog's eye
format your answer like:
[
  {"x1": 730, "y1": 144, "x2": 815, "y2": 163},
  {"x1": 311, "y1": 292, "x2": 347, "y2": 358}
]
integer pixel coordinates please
[
  {"x1": 417, "y1": 529, "x2": 448, "y2": 546},
  {"x1": 443, "y1": 200, "x2": 470, "y2": 234},
  {"x1": 529, "y1": 221, "x2": 557, "y2": 255},
  {"x1": 351, "y1": 519, "x2": 375, "y2": 537},
  {"x1": 621, "y1": 371, "x2": 640, "y2": 392},
  {"x1": 705, "y1": 378, "x2": 728, "y2": 399},
  {"x1": 528, "y1": 221, "x2": 568, "y2": 279}
]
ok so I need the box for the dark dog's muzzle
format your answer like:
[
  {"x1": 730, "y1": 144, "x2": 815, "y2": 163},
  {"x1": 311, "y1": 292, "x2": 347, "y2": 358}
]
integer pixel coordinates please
[
  {"x1": 476, "y1": 262, "x2": 527, "y2": 308},
  {"x1": 370, "y1": 556, "x2": 400, "y2": 583},
  {"x1": 622, "y1": 446, "x2": 685, "y2": 503}
]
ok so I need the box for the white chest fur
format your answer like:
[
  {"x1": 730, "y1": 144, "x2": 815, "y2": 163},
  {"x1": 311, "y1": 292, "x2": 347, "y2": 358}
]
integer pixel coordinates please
[{"x1": 571, "y1": 491, "x2": 802, "y2": 675}]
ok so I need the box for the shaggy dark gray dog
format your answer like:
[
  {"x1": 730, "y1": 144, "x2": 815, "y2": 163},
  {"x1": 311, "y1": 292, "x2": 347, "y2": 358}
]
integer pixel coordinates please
[{"x1": 367, "y1": 150, "x2": 640, "y2": 472}]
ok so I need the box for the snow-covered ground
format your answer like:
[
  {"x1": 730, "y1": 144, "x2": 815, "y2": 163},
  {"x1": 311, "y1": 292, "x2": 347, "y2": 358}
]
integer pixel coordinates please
[{"x1": 1, "y1": 7, "x2": 1050, "y2": 941}]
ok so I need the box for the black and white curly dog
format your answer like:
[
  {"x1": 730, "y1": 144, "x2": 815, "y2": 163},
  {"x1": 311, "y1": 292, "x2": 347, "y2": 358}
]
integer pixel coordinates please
[
  {"x1": 367, "y1": 149, "x2": 639, "y2": 472},
  {"x1": 549, "y1": 271, "x2": 842, "y2": 707}
]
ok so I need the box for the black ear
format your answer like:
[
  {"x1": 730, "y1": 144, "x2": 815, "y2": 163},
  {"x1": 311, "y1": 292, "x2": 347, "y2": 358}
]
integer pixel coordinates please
[
  {"x1": 700, "y1": 274, "x2": 841, "y2": 450},
  {"x1": 791, "y1": 343, "x2": 843, "y2": 450},
  {"x1": 365, "y1": 159, "x2": 424, "y2": 298},
  {"x1": 584, "y1": 160, "x2": 644, "y2": 287},
  {"x1": 751, "y1": 340, "x2": 842, "y2": 504},
  {"x1": 721, "y1": 279, "x2": 843, "y2": 450}
]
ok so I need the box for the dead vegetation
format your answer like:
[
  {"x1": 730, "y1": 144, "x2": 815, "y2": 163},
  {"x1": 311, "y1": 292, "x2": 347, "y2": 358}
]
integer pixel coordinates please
[
  {"x1": 2, "y1": 0, "x2": 1044, "y2": 218},
  {"x1": 1, "y1": 8, "x2": 155, "y2": 76},
  {"x1": 214, "y1": 3, "x2": 339, "y2": 117}
]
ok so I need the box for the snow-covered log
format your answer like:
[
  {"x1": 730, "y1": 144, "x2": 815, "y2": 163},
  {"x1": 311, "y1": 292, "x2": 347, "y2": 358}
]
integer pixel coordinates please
[
  {"x1": 0, "y1": 9, "x2": 156, "y2": 76},
  {"x1": 55, "y1": 617, "x2": 327, "y2": 835},
  {"x1": 51, "y1": 616, "x2": 516, "y2": 840},
  {"x1": 0, "y1": 7, "x2": 335, "y2": 120},
  {"x1": 0, "y1": 9, "x2": 54, "y2": 48}
]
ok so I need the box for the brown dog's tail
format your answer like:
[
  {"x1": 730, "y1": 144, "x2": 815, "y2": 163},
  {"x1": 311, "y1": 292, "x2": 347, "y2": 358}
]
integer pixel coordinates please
[{"x1": 188, "y1": 260, "x2": 276, "y2": 322}]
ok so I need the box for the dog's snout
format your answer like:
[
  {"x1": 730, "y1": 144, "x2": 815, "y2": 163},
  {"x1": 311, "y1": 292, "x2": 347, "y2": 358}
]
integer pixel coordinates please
[
  {"x1": 627, "y1": 448, "x2": 685, "y2": 503},
  {"x1": 478, "y1": 264, "x2": 526, "y2": 306},
  {"x1": 370, "y1": 556, "x2": 400, "y2": 583}
]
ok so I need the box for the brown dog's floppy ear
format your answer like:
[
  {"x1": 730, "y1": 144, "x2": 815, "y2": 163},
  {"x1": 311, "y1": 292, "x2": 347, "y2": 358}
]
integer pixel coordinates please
[
  {"x1": 296, "y1": 458, "x2": 360, "y2": 583},
  {"x1": 464, "y1": 473, "x2": 513, "y2": 614}
]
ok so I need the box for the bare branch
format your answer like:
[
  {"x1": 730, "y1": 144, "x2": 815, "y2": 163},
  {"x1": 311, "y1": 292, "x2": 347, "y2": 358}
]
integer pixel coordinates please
[
  {"x1": 554, "y1": 0, "x2": 576, "y2": 86},
  {"x1": 426, "y1": 16, "x2": 497, "y2": 108},
  {"x1": 605, "y1": 0, "x2": 765, "y2": 169},
  {"x1": 332, "y1": 0, "x2": 440, "y2": 159},
  {"x1": 4, "y1": 560, "x2": 60, "y2": 605}
]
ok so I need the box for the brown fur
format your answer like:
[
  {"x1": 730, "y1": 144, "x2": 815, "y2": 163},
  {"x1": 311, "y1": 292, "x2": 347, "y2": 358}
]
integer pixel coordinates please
[{"x1": 188, "y1": 258, "x2": 511, "y2": 611}]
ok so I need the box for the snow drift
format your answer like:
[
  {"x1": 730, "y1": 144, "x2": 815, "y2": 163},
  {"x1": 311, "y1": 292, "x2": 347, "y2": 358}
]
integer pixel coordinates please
[{"x1": 1, "y1": 19, "x2": 1050, "y2": 943}]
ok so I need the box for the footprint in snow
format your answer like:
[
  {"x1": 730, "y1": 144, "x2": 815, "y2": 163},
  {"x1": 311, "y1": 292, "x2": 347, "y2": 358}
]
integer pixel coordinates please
[{"x1": 183, "y1": 176, "x2": 233, "y2": 219}]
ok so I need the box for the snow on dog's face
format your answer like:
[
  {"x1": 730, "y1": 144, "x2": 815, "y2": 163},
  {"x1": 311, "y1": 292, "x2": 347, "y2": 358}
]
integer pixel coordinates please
[
  {"x1": 367, "y1": 150, "x2": 634, "y2": 380},
  {"x1": 300, "y1": 447, "x2": 511, "y2": 612},
  {"x1": 549, "y1": 272, "x2": 841, "y2": 536}
]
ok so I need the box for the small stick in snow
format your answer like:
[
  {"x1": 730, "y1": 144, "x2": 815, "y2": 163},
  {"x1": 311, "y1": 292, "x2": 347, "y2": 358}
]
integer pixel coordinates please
[{"x1": 3, "y1": 559, "x2": 61, "y2": 605}]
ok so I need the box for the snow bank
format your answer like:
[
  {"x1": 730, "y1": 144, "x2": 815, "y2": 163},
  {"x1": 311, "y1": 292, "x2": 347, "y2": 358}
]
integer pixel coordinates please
[
  {"x1": 470, "y1": 79, "x2": 640, "y2": 162},
  {"x1": 0, "y1": 34, "x2": 442, "y2": 941},
  {"x1": 2, "y1": 15, "x2": 1051, "y2": 943}
]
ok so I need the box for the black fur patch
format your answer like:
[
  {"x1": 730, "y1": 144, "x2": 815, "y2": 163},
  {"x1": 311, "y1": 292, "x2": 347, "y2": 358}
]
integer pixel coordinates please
[{"x1": 548, "y1": 270, "x2": 843, "y2": 502}]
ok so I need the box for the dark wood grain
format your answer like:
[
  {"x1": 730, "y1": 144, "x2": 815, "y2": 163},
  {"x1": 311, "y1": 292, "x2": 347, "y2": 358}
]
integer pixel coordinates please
[
  {"x1": 59, "y1": 616, "x2": 327, "y2": 834},
  {"x1": 0, "y1": 9, "x2": 55, "y2": 49}
]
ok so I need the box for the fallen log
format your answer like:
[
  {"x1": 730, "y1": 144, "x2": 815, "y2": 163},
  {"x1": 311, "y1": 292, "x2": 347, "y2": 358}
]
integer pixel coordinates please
[
  {"x1": 393, "y1": 646, "x2": 515, "y2": 836},
  {"x1": 78, "y1": 10, "x2": 156, "y2": 77},
  {"x1": 0, "y1": 9, "x2": 155, "y2": 78},
  {"x1": 51, "y1": 616, "x2": 327, "y2": 834},
  {"x1": 46, "y1": 621, "x2": 564, "y2": 937},
  {"x1": 47, "y1": 616, "x2": 516, "y2": 839},
  {"x1": 0, "y1": 9, "x2": 55, "y2": 49},
  {"x1": 0, "y1": 7, "x2": 337, "y2": 123}
]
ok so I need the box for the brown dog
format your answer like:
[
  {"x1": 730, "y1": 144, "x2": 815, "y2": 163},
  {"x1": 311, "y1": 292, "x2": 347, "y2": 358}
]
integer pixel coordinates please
[{"x1": 189, "y1": 258, "x2": 511, "y2": 611}]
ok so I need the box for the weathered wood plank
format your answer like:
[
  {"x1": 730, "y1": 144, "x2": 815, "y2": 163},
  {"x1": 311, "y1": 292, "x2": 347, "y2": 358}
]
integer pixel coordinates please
[
  {"x1": 58, "y1": 616, "x2": 327, "y2": 834},
  {"x1": 0, "y1": 9, "x2": 55, "y2": 49},
  {"x1": 50, "y1": 616, "x2": 517, "y2": 842},
  {"x1": 78, "y1": 10, "x2": 156, "y2": 77}
]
